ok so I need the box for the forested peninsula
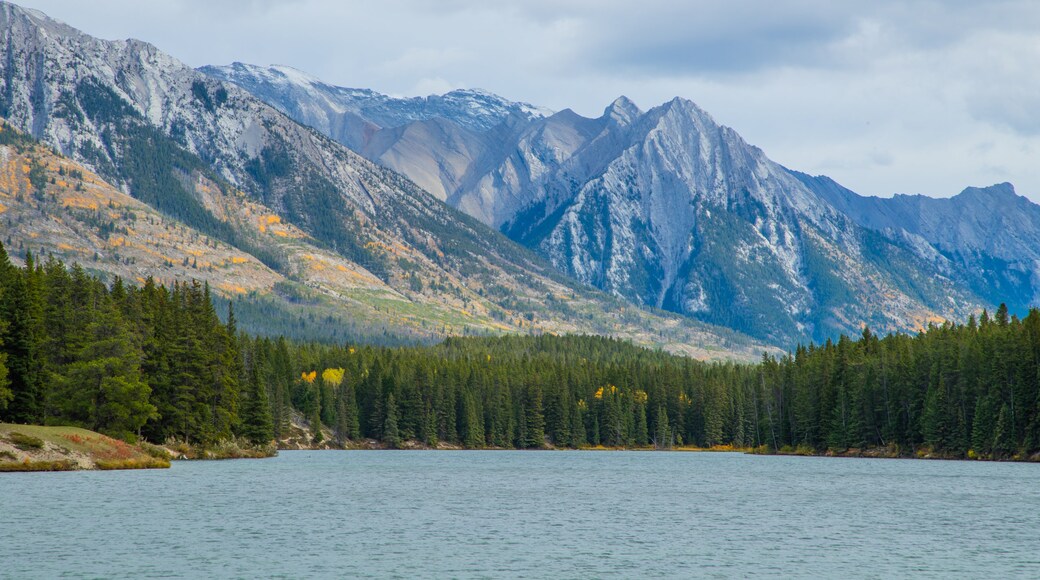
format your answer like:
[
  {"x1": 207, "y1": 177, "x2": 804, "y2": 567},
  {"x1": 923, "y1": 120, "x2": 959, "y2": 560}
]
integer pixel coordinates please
[{"x1": 1, "y1": 244, "x2": 1039, "y2": 462}]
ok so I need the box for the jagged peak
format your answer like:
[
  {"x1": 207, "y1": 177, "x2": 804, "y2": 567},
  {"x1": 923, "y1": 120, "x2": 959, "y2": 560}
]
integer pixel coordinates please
[
  {"x1": 443, "y1": 87, "x2": 495, "y2": 98},
  {"x1": 603, "y1": 96, "x2": 641, "y2": 126},
  {"x1": 658, "y1": 96, "x2": 716, "y2": 122},
  {"x1": 266, "y1": 64, "x2": 326, "y2": 87},
  {"x1": 2, "y1": 1, "x2": 52, "y2": 23},
  {"x1": 955, "y1": 182, "x2": 1018, "y2": 201},
  {"x1": 203, "y1": 61, "x2": 554, "y2": 123},
  {"x1": 1, "y1": 1, "x2": 88, "y2": 39},
  {"x1": 439, "y1": 88, "x2": 553, "y2": 119}
]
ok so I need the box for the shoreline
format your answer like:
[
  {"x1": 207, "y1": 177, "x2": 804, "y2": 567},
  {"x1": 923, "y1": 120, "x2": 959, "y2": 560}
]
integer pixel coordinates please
[
  {"x1": 0, "y1": 424, "x2": 170, "y2": 472},
  {"x1": 274, "y1": 440, "x2": 1040, "y2": 463},
  {"x1": 7, "y1": 422, "x2": 1038, "y2": 470}
]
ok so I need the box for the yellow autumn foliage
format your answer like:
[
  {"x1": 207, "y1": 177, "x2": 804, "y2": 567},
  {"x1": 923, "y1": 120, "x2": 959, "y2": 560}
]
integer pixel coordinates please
[
  {"x1": 322, "y1": 368, "x2": 345, "y2": 387},
  {"x1": 301, "y1": 371, "x2": 317, "y2": 384}
]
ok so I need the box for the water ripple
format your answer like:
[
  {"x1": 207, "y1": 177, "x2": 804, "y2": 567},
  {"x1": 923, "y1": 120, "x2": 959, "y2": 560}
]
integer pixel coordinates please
[{"x1": 2, "y1": 451, "x2": 1040, "y2": 578}]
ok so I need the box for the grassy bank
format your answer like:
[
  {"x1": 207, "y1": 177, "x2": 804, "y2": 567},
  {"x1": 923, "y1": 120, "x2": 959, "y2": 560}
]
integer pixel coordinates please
[
  {"x1": 0, "y1": 424, "x2": 170, "y2": 472},
  {"x1": 163, "y1": 438, "x2": 278, "y2": 460}
]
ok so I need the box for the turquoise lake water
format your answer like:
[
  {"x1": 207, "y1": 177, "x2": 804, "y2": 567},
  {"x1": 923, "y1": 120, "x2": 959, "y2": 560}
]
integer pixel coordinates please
[{"x1": 2, "y1": 450, "x2": 1040, "y2": 578}]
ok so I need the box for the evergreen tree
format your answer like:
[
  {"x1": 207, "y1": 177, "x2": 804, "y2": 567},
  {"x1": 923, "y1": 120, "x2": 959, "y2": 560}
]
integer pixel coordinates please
[
  {"x1": 655, "y1": 406, "x2": 671, "y2": 449},
  {"x1": 523, "y1": 384, "x2": 545, "y2": 449},
  {"x1": 0, "y1": 251, "x2": 42, "y2": 423},
  {"x1": 993, "y1": 402, "x2": 1015, "y2": 458},
  {"x1": 634, "y1": 400, "x2": 649, "y2": 447},
  {"x1": 461, "y1": 391, "x2": 484, "y2": 449},
  {"x1": 58, "y1": 290, "x2": 156, "y2": 440},
  {"x1": 569, "y1": 401, "x2": 587, "y2": 448},
  {"x1": 309, "y1": 381, "x2": 324, "y2": 445},
  {"x1": 384, "y1": 392, "x2": 400, "y2": 449},
  {"x1": 239, "y1": 343, "x2": 274, "y2": 445},
  {"x1": 971, "y1": 394, "x2": 996, "y2": 457}
]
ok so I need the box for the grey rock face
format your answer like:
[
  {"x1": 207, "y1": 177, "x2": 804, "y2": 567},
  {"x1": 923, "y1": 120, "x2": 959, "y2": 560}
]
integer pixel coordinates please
[
  {"x1": 0, "y1": 5, "x2": 575, "y2": 330},
  {"x1": 208, "y1": 60, "x2": 1001, "y2": 343},
  {"x1": 798, "y1": 175, "x2": 1040, "y2": 307},
  {"x1": 0, "y1": 2, "x2": 513, "y2": 257}
]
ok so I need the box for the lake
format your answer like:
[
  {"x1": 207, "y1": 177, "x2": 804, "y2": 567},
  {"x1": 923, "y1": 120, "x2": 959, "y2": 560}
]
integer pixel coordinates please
[{"x1": 2, "y1": 451, "x2": 1039, "y2": 578}]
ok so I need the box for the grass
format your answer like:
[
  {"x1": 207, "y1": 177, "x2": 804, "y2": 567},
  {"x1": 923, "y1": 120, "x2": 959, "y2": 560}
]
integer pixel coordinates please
[
  {"x1": 96, "y1": 457, "x2": 170, "y2": 470},
  {"x1": 0, "y1": 423, "x2": 170, "y2": 472},
  {"x1": 164, "y1": 437, "x2": 278, "y2": 460},
  {"x1": 0, "y1": 459, "x2": 78, "y2": 472},
  {"x1": 5, "y1": 431, "x2": 44, "y2": 450}
]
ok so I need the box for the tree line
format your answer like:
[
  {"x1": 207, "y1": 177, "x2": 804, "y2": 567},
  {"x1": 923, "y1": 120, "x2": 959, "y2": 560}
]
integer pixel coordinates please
[
  {"x1": 2, "y1": 244, "x2": 1040, "y2": 459},
  {"x1": 0, "y1": 244, "x2": 271, "y2": 445}
]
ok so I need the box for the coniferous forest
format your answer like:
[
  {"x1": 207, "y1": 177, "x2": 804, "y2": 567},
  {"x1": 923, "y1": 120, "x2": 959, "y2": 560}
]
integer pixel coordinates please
[{"x1": 2, "y1": 244, "x2": 1040, "y2": 460}]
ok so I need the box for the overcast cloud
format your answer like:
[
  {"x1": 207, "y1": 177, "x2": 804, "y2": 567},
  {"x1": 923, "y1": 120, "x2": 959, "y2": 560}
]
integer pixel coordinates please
[{"x1": 15, "y1": 0, "x2": 1040, "y2": 200}]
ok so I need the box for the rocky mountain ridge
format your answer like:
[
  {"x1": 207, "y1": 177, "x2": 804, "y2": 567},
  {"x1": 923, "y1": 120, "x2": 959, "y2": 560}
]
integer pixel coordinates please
[
  {"x1": 207, "y1": 63, "x2": 1018, "y2": 344},
  {"x1": 0, "y1": 1, "x2": 763, "y2": 357}
]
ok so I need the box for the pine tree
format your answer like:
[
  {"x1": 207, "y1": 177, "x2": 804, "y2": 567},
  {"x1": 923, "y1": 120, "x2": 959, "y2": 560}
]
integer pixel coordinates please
[
  {"x1": 59, "y1": 290, "x2": 156, "y2": 440},
  {"x1": 0, "y1": 252, "x2": 42, "y2": 423},
  {"x1": 655, "y1": 405, "x2": 671, "y2": 449},
  {"x1": 462, "y1": 391, "x2": 484, "y2": 448},
  {"x1": 971, "y1": 394, "x2": 995, "y2": 457},
  {"x1": 384, "y1": 392, "x2": 400, "y2": 448},
  {"x1": 993, "y1": 402, "x2": 1015, "y2": 458},
  {"x1": 569, "y1": 401, "x2": 587, "y2": 448},
  {"x1": 634, "y1": 401, "x2": 649, "y2": 446},
  {"x1": 523, "y1": 383, "x2": 545, "y2": 448},
  {"x1": 422, "y1": 400, "x2": 438, "y2": 446},
  {"x1": 343, "y1": 383, "x2": 361, "y2": 440},
  {"x1": 239, "y1": 344, "x2": 274, "y2": 445},
  {"x1": 0, "y1": 336, "x2": 9, "y2": 413}
]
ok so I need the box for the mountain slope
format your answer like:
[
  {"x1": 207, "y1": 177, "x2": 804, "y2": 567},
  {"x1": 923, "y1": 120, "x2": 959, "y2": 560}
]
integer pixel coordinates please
[
  {"x1": 209, "y1": 63, "x2": 988, "y2": 344},
  {"x1": 797, "y1": 174, "x2": 1040, "y2": 308},
  {"x1": 200, "y1": 62, "x2": 550, "y2": 140},
  {"x1": 503, "y1": 97, "x2": 983, "y2": 342},
  {"x1": 206, "y1": 64, "x2": 1040, "y2": 345},
  {"x1": 202, "y1": 62, "x2": 566, "y2": 226},
  {"x1": 0, "y1": 2, "x2": 765, "y2": 358}
]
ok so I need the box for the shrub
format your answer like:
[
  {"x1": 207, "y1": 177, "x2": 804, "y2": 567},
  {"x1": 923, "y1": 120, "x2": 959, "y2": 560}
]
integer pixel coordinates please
[
  {"x1": 139, "y1": 442, "x2": 173, "y2": 461},
  {"x1": 96, "y1": 457, "x2": 170, "y2": 470},
  {"x1": 164, "y1": 438, "x2": 194, "y2": 458},
  {"x1": 7, "y1": 432, "x2": 44, "y2": 450},
  {"x1": 0, "y1": 459, "x2": 77, "y2": 472},
  {"x1": 794, "y1": 444, "x2": 817, "y2": 456}
]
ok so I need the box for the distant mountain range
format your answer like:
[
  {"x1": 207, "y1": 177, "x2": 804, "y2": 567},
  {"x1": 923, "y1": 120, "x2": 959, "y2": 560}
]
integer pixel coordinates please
[
  {"x1": 0, "y1": 1, "x2": 760, "y2": 358},
  {"x1": 204, "y1": 62, "x2": 1040, "y2": 344},
  {"x1": 2, "y1": 1, "x2": 1037, "y2": 352}
]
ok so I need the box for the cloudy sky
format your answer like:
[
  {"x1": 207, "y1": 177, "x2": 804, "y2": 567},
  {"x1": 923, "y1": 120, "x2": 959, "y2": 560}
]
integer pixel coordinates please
[{"x1": 17, "y1": 0, "x2": 1040, "y2": 199}]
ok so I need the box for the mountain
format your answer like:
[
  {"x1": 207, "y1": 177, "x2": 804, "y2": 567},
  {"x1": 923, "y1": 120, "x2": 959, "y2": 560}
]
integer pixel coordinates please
[
  {"x1": 0, "y1": 119, "x2": 278, "y2": 293},
  {"x1": 796, "y1": 175, "x2": 1040, "y2": 308},
  {"x1": 207, "y1": 64, "x2": 1001, "y2": 344},
  {"x1": 0, "y1": 2, "x2": 765, "y2": 358},
  {"x1": 500, "y1": 97, "x2": 987, "y2": 343},
  {"x1": 198, "y1": 62, "x2": 551, "y2": 141},
  {"x1": 201, "y1": 62, "x2": 556, "y2": 222}
]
